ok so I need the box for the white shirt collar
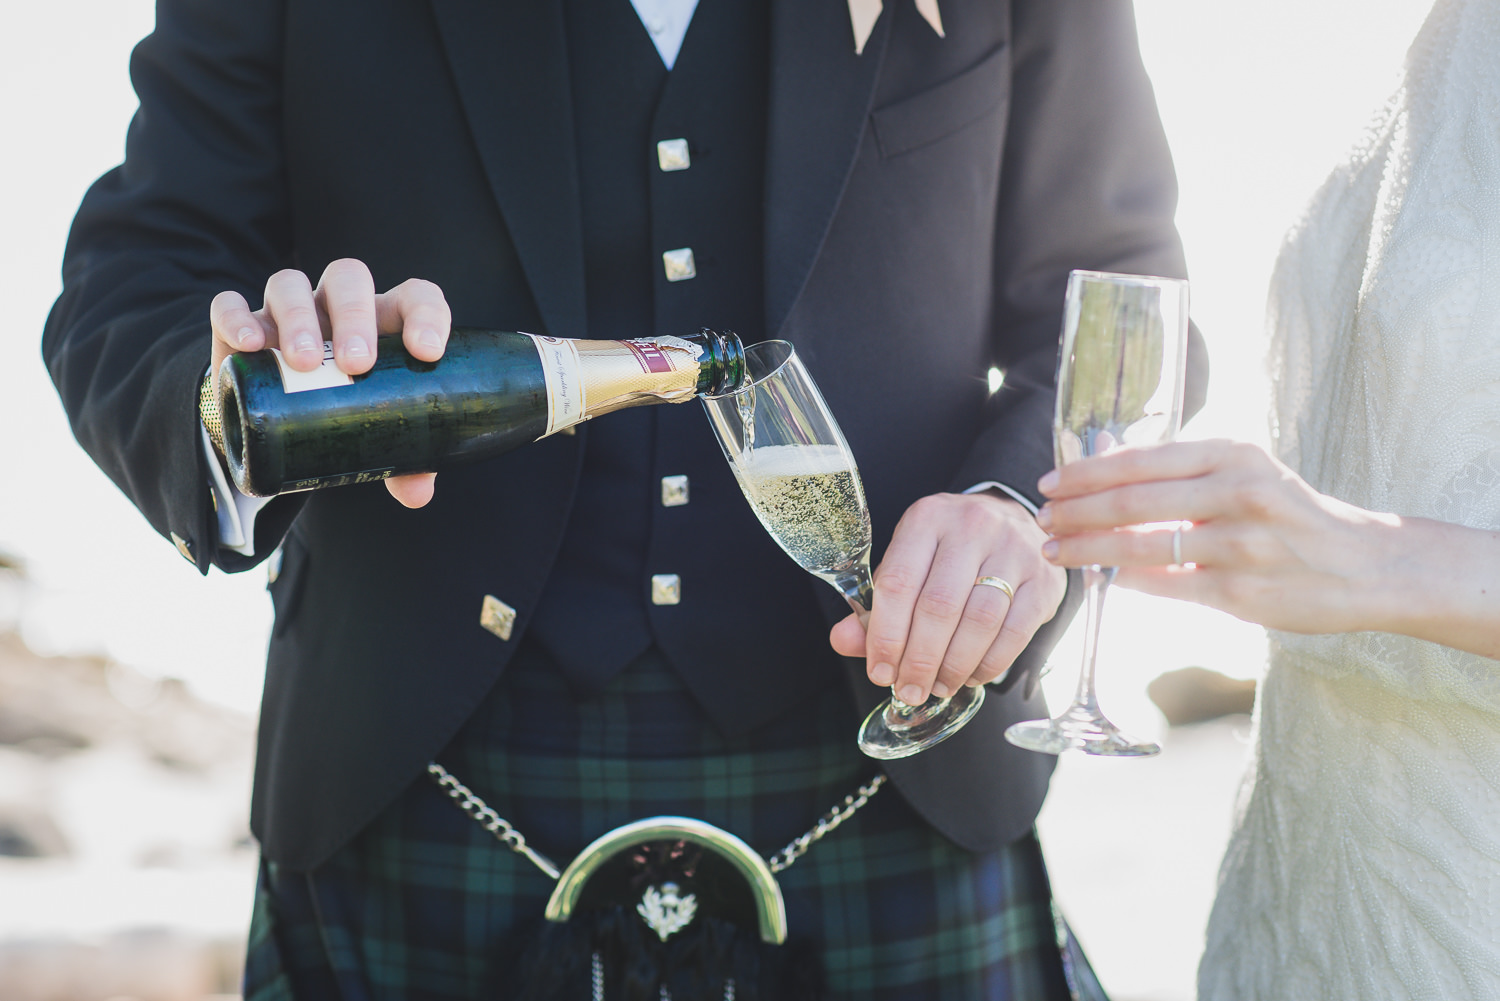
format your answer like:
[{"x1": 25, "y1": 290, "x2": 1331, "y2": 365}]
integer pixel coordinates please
[{"x1": 629, "y1": 0, "x2": 700, "y2": 70}]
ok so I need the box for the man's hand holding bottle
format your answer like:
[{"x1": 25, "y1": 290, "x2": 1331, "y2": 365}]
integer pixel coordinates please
[{"x1": 208, "y1": 258, "x2": 451, "y2": 507}]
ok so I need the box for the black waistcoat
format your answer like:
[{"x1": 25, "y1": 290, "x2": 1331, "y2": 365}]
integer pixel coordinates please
[{"x1": 528, "y1": 0, "x2": 842, "y2": 720}]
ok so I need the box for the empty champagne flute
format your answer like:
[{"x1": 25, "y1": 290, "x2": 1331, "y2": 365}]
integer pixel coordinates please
[
  {"x1": 703, "y1": 340, "x2": 984, "y2": 760},
  {"x1": 1004, "y1": 271, "x2": 1190, "y2": 757}
]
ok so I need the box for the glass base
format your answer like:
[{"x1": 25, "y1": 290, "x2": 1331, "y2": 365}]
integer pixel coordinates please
[
  {"x1": 857, "y1": 685, "x2": 985, "y2": 760},
  {"x1": 1004, "y1": 711, "x2": 1160, "y2": 757}
]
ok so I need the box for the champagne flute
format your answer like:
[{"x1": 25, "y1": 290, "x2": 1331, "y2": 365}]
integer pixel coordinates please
[
  {"x1": 703, "y1": 341, "x2": 984, "y2": 760},
  {"x1": 1005, "y1": 271, "x2": 1190, "y2": 757}
]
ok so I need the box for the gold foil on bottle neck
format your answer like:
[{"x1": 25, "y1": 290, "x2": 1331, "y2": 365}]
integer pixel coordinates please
[{"x1": 573, "y1": 335, "x2": 703, "y2": 419}]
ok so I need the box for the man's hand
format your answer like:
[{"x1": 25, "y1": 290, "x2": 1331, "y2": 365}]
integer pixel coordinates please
[
  {"x1": 830, "y1": 492, "x2": 1066, "y2": 703},
  {"x1": 208, "y1": 259, "x2": 452, "y2": 507}
]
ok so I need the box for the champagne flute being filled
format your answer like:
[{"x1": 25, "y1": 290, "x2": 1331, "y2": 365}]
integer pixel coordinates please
[{"x1": 703, "y1": 340, "x2": 984, "y2": 760}]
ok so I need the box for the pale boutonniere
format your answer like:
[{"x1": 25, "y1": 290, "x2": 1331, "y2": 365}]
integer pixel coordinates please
[{"x1": 849, "y1": 0, "x2": 944, "y2": 54}]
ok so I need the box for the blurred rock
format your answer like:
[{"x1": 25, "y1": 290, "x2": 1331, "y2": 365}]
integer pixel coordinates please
[
  {"x1": 0, "y1": 632, "x2": 252, "y2": 773},
  {"x1": 0, "y1": 800, "x2": 68, "y2": 859},
  {"x1": 1147, "y1": 667, "x2": 1257, "y2": 727},
  {"x1": 0, "y1": 747, "x2": 58, "y2": 859},
  {"x1": 0, "y1": 628, "x2": 258, "y2": 998},
  {"x1": 0, "y1": 931, "x2": 243, "y2": 1001},
  {"x1": 0, "y1": 705, "x2": 90, "y2": 758},
  {"x1": 0, "y1": 556, "x2": 23, "y2": 635},
  {"x1": 0, "y1": 624, "x2": 256, "y2": 858}
]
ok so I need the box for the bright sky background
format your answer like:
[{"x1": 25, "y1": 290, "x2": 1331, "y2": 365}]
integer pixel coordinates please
[{"x1": 0, "y1": 1, "x2": 1435, "y2": 996}]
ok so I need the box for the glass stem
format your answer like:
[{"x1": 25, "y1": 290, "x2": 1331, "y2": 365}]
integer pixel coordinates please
[
  {"x1": 829, "y1": 566, "x2": 873, "y2": 630},
  {"x1": 830, "y1": 564, "x2": 921, "y2": 712},
  {"x1": 1070, "y1": 565, "x2": 1119, "y2": 716}
]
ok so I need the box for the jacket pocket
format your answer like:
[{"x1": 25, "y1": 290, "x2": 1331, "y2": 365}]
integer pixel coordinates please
[{"x1": 871, "y1": 43, "x2": 1010, "y2": 158}]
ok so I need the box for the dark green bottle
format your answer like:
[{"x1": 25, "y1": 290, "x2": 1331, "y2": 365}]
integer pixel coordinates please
[{"x1": 213, "y1": 328, "x2": 744, "y2": 497}]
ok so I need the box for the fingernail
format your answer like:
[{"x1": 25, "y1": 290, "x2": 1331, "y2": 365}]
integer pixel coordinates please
[
  {"x1": 342, "y1": 338, "x2": 370, "y2": 359},
  {"x1": 293, "y1": 333, "x2": 318, "y2": 355},
  {"x1": 870, "y1": 662, "x2": 895, "y2": 686},
  {"x1": 418, "y1": 328, "x2": 444, "y2": 351},
  {"x1": 1042, "y1": 540, "x2": 1059, "y2": 560},
  {"x1": 931, "y1": 681, "x2": 952, "y2": 699},
  {"x1": 1035, "y1": 505, "x2": 1053, "y2": 529},
  {"x1": 236, "y1": 327, "x2": 257, "y2": 348},
  {"x1": 899, "y1": 684, "x2": 925, "y2": 705},
  {"x1": 1038, "y1": 470, "x2": 1059, "y2": 493}
]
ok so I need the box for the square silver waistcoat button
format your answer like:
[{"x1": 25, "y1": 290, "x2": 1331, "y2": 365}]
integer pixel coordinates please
[
  {"x1": 662, "y1": 248, "x2": 697, "y2": 282},
  {"x1": 479, "y1": 594, "x2": 517, "y2": 640},
  {"x1": 657, "y1": 138, "x2": 691, "y2": 172},
  {"x1": 660, "y1": 475, "x2": 689, "y2": 507},
  {"x1": 651, "y1": 574, "x2": 682, "y2": 605}
]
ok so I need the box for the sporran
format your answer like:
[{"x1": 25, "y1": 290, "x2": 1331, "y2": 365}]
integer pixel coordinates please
[{"x1": 430, "y1": 763, "x2": 885, "y2": 1000}]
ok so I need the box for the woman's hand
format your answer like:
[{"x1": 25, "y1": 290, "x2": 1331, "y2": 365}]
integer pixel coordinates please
[
  {"x1": 208, "y1": 259, "x2": 452, "y2": 507},
  {"x1": 830, "y1": 492, "x2": 1067, "y2": 703},
  {"x1": 1035, "y1": 439, "x2": 1402, "y2": 634}
]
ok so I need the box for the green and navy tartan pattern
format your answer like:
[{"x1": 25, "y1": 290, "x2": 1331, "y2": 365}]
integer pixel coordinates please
[{"x1": 244, "y1": 646, "x2": 1075, "y2": 1000}]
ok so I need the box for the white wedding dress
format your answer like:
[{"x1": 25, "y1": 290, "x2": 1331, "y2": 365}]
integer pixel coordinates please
[{"x1": 1197, "y1": 1, "x2": 1500, "y2": 998}]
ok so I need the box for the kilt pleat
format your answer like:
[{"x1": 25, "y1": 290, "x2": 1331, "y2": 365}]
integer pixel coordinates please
[{"x1": 244, "y1": 645, "x2": 1077, "y2": 1000}]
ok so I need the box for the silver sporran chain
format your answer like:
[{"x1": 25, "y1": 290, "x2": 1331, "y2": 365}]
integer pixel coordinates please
[{"x1": 427, "y1": 762, "x2": 885, "y2": 880}]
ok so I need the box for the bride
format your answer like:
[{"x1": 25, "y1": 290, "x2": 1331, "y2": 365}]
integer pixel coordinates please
[{"x1": 1036, "y1": 0, "x2": 1500, "y2": 997}]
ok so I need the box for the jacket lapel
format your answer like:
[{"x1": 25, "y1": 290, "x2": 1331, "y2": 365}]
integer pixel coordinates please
[
  {"x1": 428, "y1": 1, "x2": 588, "y2": 339},
  {"x1": 764, "y1": 0, "x2": 892, "y2": 337}
]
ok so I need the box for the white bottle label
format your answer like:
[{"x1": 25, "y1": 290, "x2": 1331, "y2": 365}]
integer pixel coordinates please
[
  {"x1": 271, "y1": 341, "x2": 355, "y2": 394},
  {"x1": 528, "y1": 334, "x2": 586, "y2": 435}
]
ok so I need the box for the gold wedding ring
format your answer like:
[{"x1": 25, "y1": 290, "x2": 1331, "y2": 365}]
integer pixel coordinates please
[{"x1": 974, "y1": 576, "x2": 1015, "y2": 600}]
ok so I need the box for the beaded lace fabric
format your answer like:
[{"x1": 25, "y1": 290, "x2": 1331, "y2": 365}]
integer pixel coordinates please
[{"x1": 1198, "y1": 1, "x2": 1500, "y2": 997}]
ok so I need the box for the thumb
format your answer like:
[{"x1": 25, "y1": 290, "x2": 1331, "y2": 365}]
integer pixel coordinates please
[
  {"x1": 829, "y1": 613, "x2": 868, "y2": 658},
  {"x1": 386, "y1": 473, "x2": 437, "y2": 508}
]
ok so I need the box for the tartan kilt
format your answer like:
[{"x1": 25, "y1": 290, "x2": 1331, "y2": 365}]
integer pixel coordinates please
[{"x1": 243, "y1": 645, "x2": 1094, "y2": 1000}]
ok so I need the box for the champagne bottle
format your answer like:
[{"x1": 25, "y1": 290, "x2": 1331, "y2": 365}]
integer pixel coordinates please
[{"x1": 210, "y1": 328, "x2": 744, "y2": 497}]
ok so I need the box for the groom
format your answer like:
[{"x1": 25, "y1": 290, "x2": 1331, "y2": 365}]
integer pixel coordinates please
[{"x1": 45, "y1": 0, "x2": 1203, "y2": 993}]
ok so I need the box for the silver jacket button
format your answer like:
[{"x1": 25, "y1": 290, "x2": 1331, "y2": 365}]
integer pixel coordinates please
[
  {"x1": 662, "y1": 248, "x2": 697, "y2": 282},
  {"x1": 660, "y1": 475, "x2": 689, "y2": 507},
  {"x1": 651, "y1": 574, "x2": 682, "y2": 605},
  {"x1": 479, "y1": 594, "x2": 517, "y2": 640},
  {"x1": 657, "y1": 138, "x2": 691, "y2": 172}
]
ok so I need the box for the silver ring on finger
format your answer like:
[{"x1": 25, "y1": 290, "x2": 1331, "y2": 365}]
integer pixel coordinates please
[
  {"x1": 974, "y1": 575, "x2": 1015, "y2": 601},
  {"x1": 1171, "y1": 524, "x2": 1184, "y2": 567}
]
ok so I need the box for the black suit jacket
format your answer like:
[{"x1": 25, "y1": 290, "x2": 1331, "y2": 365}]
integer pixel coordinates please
[{"x1": 44, "y1": 0, "x2": 1203, "y2": 870}]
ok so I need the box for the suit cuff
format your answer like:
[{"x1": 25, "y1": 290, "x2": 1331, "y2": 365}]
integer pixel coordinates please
[
  {"x1": 201, "y1": 424, "x2": 270, "y2": 557},
  {"x1": 962, "y1": 480, "x2": 1039, "y2": 517}
]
